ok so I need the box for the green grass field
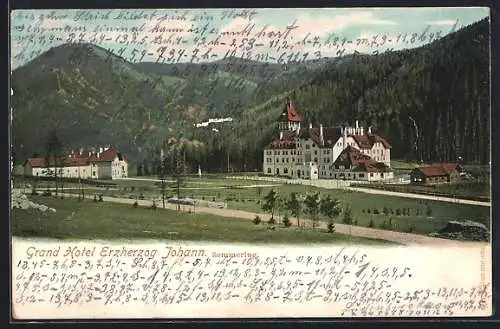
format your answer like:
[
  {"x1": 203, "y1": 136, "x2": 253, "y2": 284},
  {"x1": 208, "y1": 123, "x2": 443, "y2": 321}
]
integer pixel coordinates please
[
  {"x1": 12, "y1": 196, "x2": 394, "y2": 245},
  {"x1": 17, "y1": 175, "x2": 490, "y2": 236}
]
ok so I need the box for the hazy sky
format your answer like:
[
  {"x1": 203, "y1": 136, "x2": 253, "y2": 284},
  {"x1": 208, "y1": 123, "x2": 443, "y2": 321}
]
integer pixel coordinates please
[{"x1": 10, "y1": 7, "x2": 489, "y2": 70}]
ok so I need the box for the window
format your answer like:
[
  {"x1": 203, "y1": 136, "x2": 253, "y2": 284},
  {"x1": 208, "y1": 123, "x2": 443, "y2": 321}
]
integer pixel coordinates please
[
  {"x1": 314, "y1": 150, "x2": 317, "y2": 155},
  {"x1": 267, "y1": 168, "x2": 271, "y2": 173},
  {"x1": 93, "y1": 171, "x2": 96, "y2": 176},
  {"x1": 282, "y1": 158, "x2": 285, "y2": 163},
  {"x1": 359, "y1": 173, "x2": 365, "y2": 178},
  {"x1": 370, "y1": 173, "x2": 374, "y2": 177},
  {"x1": 286, "y1": 158, "x2": 289, "y2": 163},
  {"x1": 314, "y1": 157, "x2": 318, "y2": 162},
  {"x1": 284, "y1": 168, "x2": 288, "y2": 174},
  {"x1": 306, "y1": 145, "x2": 310, "y2": 149}
]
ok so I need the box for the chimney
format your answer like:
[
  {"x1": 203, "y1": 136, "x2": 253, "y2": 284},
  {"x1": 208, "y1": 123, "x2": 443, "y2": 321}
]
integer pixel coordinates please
[
  {"x1": 355, "y1": 120, "x2": 359, "y2": 129},
  {"x1": 368, "y1": 126, "x2": 372, "y2": 134},
  {"x1": 280, "y1": 131, "x2": 284, "y2": 140},
  {"x1": 99, "y1": 147, "x2": 103, "y2": 154},
  {"x1": 360, "y1": 127, "x2": 364, "y2": 135},
  {"x1": 296, "y1": 122, "x2": 301, "y2": 136},
  {"x1": 319, "y1": 124, "x2": 324, "y2": 145},
  {"x1": 309, "y1": 122, "x2": 312, "y2": 129},
  {"x1": 97, "y1": 152, "x2": 100, "y2": 158}
]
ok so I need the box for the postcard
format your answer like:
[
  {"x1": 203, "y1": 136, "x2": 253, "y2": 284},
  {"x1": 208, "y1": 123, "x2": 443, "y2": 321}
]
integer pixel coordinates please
[{"x1": 10, "y1": 7, "x2": 492, "y2": 319}]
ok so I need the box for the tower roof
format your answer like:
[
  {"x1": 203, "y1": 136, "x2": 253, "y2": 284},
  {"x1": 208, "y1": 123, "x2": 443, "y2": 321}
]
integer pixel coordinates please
[{"x1": 278, "y1": 99, "x2": 303, "y2": 123}]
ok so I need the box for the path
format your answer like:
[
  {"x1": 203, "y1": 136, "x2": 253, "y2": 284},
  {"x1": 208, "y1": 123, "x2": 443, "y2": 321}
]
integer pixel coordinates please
[
  {"x1": 229, "y1": 176, "x2": 490, "y2": 207},
  {"x1": 52, "y1": 191, "x2": 488, "y2": 248}
]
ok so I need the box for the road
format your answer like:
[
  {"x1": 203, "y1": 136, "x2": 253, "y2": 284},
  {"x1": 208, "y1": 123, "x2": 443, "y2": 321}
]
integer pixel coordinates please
[
  {"x1": 345, "y1": 187, "x2": 490, "y2": 207},
  {"x1": 47, "y1": 191, "x2": 488, "y2": 248}
]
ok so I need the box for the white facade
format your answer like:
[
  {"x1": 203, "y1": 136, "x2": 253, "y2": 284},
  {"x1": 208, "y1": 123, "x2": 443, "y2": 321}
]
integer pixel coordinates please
[
  {"x1": 24, "y1": 147, "x2": 128, "y2": 180},
  {"x1": 263, "y1": 120, "x2": 392, "y2": 181}
]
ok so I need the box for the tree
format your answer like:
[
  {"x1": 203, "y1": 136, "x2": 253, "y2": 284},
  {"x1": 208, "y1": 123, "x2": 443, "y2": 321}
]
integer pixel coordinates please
[
  {"x1": 285, "y1": 192, "x2": 302, "y2": 228},
  {"x1": 320, "y1": 195, "x2": 341, "y2": 222},
  {"x1": 426, "y1": 204, "x2": 433, "y2": 217},
  {"x1": 262, "y1": 189, "x2": 279, "y2": 222},
  {"x1": 382, "y1": 206, "x2": 389, "y2": 216},
  {"x1": 45, "y1": 128, "x2": 63, "y2": 197},
  {"x1": 158, "y1": 154, "x2": 167, "y2": 209},
  {"x1": 342, "y1": 205, "x2": 353, "y2": 225},
  {"x1": 304, "y1": 192, "x2": 321, "y2": 228},
  {"x1": 320, "y1": 195, "x2": 341, "y2": 234}
]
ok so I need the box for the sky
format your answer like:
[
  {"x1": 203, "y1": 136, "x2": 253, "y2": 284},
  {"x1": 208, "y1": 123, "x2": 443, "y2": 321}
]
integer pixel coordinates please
[{"x1": 10, "y1": 7, "x2": 490, "y2": 70}]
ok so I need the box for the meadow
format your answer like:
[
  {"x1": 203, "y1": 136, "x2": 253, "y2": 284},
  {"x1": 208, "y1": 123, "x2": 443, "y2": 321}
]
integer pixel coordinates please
[
  {"x1": 12, "y1": 196, "x2": 393, "y2": 245},
  {"x1": 18, "y1": 175, "x2": 491, "y2": 236}
]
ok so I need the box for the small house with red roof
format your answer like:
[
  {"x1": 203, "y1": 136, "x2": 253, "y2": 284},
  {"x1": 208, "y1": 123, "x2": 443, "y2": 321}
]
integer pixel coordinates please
[
  {"x1": 329, "y1": 146, "x2": 393, "y2": 181},
  {"x1": 410, "y1": 163, "x2": 460, "y2": 185},
  {"x1": 23, "y1": 146, "x2": 128, "y2": 180},
  {"x1": 263, "y1": 100, "x2": 393, "y2": 181}
]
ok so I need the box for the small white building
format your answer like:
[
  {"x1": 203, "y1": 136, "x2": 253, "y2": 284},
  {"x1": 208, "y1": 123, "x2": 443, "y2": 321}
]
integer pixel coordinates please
[
  {"x1": 23, "y1": 146, "x2": 128, "y2": 180},
  {"x1": 263, "y1": 100, "x2": 393, "y2": 181}
]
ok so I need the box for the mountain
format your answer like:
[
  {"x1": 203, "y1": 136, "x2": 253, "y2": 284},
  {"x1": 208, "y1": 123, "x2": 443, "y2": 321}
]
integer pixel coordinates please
[{"x1": 11, "y1": 18, "x2": 490, "y2": 174}]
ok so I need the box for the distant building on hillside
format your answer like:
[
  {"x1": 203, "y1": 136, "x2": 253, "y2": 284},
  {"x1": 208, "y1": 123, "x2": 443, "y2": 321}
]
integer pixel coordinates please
[
  {"x1": 263, "y1": 100, "x2": 393, "y2": 181},
  {"x1": 23, "y1": 146, "x2": 128, "y2": 180},
  {"x1": 410, "y1": 163, "x2": 461, "y2": 185}
]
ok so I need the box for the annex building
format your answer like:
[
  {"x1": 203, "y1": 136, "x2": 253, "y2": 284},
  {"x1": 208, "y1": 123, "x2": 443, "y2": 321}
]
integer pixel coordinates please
[
  {"x1": 24, "y1": 146, "x2": 128, "y2": 180},
  {"x1": 263, "y1": 100, "x2": 394, "y2": 181}
]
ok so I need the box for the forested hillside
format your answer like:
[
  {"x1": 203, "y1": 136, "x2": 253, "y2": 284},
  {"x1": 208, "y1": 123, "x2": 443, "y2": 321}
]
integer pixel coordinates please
[{"x1": 11, "y1": 18, "x2": 490, "y2": 174}]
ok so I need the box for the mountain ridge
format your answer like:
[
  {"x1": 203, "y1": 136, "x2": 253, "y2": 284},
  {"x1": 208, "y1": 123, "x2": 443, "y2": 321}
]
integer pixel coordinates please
[{"x1": 11, "y1": 18, "x2": 490, "y2": 173}]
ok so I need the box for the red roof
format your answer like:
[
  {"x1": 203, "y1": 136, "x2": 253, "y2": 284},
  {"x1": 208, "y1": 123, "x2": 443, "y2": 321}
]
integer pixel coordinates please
[
  {"x1": 349, "y1": 133, "x2": 391, "y2": 149},
  {"x1": 278, "y1": 101, "x2": 303, "y2": 123},
  {"x1": 25, "y1": 147, "x2": 126, "y2": 168},
  {"x1": 334, "y1": 145, "x2": 372, "y2": 166},
  {"x1": 89, "y1": 147, "x2": 122, "y2": 163},
  {"x1": 333, "y1": 146, "x2": 389, "y2": 173},
  {"x1": 264, "y1": 131, "x2": 296, "y2": 150},
  {"x1": 413, "y1": 163, "x2": 459, "y2": 177}
]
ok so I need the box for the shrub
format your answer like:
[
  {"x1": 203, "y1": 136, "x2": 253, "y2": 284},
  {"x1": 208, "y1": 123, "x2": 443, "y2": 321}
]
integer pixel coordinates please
[
  {"x1": 93, "y1": 195, "x2": 98, "y2": 202},
  {"x1": 367, "y1": 209, "x2": 371, "y2": 214},
  {"x1": 133, "y1": 201, "x2": 138, "y2": 208},
  {"x1": 98, "y1": 194, "x2": 103, "y2": 202},
  {"x1": 139, "y1": 193, "x2": 145, "y2": 200},
  {"x1": 253, "y1": 215, "x2": 261, "y2": 225},
  {"x1": 268, "y1": 217, "x2": 276, "y2": 225},
  {"x1": 42, "y1": 191, "x2": 52, "y2": 196},
  {"x1": 368, "y1": 219, "x2": 375, "y2": 228},
  {"x1": 353, "y1": 220, "x2": 358, "y2": 226},
  {"x1": 327, "y1": 221, "x2": 335, "y2": 233},
  {"x1": 373, "y1": 208, "x2": 379, "y2": 215}
]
